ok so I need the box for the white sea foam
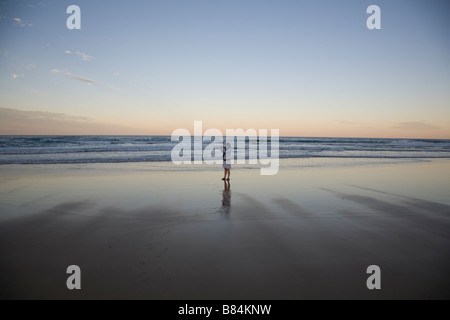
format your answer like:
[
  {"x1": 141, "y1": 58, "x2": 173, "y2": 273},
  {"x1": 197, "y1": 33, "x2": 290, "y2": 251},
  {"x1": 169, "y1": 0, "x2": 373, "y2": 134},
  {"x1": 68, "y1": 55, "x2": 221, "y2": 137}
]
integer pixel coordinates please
[{"x1": 0, "y1": 136, "x2": 449, "y2": 165}]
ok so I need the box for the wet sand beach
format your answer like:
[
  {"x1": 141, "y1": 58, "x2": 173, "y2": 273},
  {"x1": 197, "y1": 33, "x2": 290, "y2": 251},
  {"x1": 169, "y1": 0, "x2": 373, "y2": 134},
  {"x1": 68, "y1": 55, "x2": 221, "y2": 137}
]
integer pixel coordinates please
[{"x1": 0, "y1": 158, "x2": 449, "y2": 299}]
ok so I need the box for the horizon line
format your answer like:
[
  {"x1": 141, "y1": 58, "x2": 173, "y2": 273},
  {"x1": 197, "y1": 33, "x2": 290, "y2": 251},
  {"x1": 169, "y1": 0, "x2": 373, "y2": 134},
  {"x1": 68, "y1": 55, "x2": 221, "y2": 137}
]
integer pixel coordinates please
[{"x1": 0, "y1": 134, "x2": 448, "y2": 140}]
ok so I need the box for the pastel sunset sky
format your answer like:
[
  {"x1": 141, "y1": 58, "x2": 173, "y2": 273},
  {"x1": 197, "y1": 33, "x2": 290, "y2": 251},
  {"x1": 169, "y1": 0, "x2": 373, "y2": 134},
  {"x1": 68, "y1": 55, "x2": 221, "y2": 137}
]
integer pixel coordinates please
[{"x1": 0, "y1": 0, "x2": 449, "y2": 138}]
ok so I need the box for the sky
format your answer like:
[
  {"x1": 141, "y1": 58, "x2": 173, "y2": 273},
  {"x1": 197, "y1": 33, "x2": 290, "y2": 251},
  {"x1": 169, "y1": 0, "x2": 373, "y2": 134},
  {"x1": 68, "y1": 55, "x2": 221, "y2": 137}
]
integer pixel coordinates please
[{"x1": 0, "y1": 0, "x2": 449, "y2": 138}]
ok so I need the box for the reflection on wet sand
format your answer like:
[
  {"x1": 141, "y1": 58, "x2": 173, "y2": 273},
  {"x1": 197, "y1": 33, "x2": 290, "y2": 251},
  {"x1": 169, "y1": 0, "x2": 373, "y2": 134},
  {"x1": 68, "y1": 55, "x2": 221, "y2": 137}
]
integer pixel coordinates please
[
  {"x1": 221, "y1": 180, "x2": 231, "y2": 214},
  {"x1": 1, "y1": 159, "x2": 450, "y2": 299}
]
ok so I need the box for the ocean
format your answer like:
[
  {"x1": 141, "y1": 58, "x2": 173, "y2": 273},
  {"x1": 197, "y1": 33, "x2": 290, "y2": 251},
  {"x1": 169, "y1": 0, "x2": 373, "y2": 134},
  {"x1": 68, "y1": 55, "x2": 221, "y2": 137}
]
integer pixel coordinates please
[{"x1": 0, "y1": 135, "x2": 449, "y2": 165}]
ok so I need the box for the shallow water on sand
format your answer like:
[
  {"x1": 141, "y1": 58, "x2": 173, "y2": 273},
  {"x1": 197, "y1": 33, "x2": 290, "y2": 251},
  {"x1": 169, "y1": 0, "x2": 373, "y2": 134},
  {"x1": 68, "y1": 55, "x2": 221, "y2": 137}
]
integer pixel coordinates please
[{"x1": 0, "y1": 158, "x2": 449, "y2": 299}]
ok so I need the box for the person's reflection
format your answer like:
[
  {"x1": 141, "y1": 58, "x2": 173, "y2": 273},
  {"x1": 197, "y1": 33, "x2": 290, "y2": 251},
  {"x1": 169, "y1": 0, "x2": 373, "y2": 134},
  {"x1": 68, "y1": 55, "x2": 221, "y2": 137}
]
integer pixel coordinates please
[{"x1": 221, "y1": 180, "x2": 231, "y2": 214}]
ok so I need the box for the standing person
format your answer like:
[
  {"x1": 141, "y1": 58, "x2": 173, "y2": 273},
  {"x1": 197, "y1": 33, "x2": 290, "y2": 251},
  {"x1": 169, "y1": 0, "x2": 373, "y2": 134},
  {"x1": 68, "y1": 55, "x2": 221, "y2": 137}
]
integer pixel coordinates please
[{"x1": 222, "y1": 143, "x2": 231, "y2": 181}]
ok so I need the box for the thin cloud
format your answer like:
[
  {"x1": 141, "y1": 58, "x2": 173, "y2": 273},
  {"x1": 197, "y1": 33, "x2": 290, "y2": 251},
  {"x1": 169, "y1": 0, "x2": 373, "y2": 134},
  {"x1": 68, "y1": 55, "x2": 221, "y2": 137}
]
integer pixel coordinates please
[
  {"x1": 77, "y1": 52, "x2": 93, "y2": 62},
  {"x1": 394, "y1": 122, "x2": 439, "y2": 130},
  {"x1": 50, "y1": 69, "x2": 98, "y2": 85},
  {"x1": 66, "y1": 73, "x2": 97, "y2": 84},
  {"x1": 0, "y1": 108, "x2": 90, "y2": 122},
  {"x1": 11, "y1": 73, "x2": 25, "y2": 79},
  {"x1": 107, "y1": 84, "x2": 121, "y2": 91},
  {"x1": 0, "y1": 107, "x2": 144, "y2": 135},
  {"x1": 12, "y1": 17, "x2": 33, "y2": 27},
  {"x1": 65, "y1": 50, "x2": 94, "y2": 62}
]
